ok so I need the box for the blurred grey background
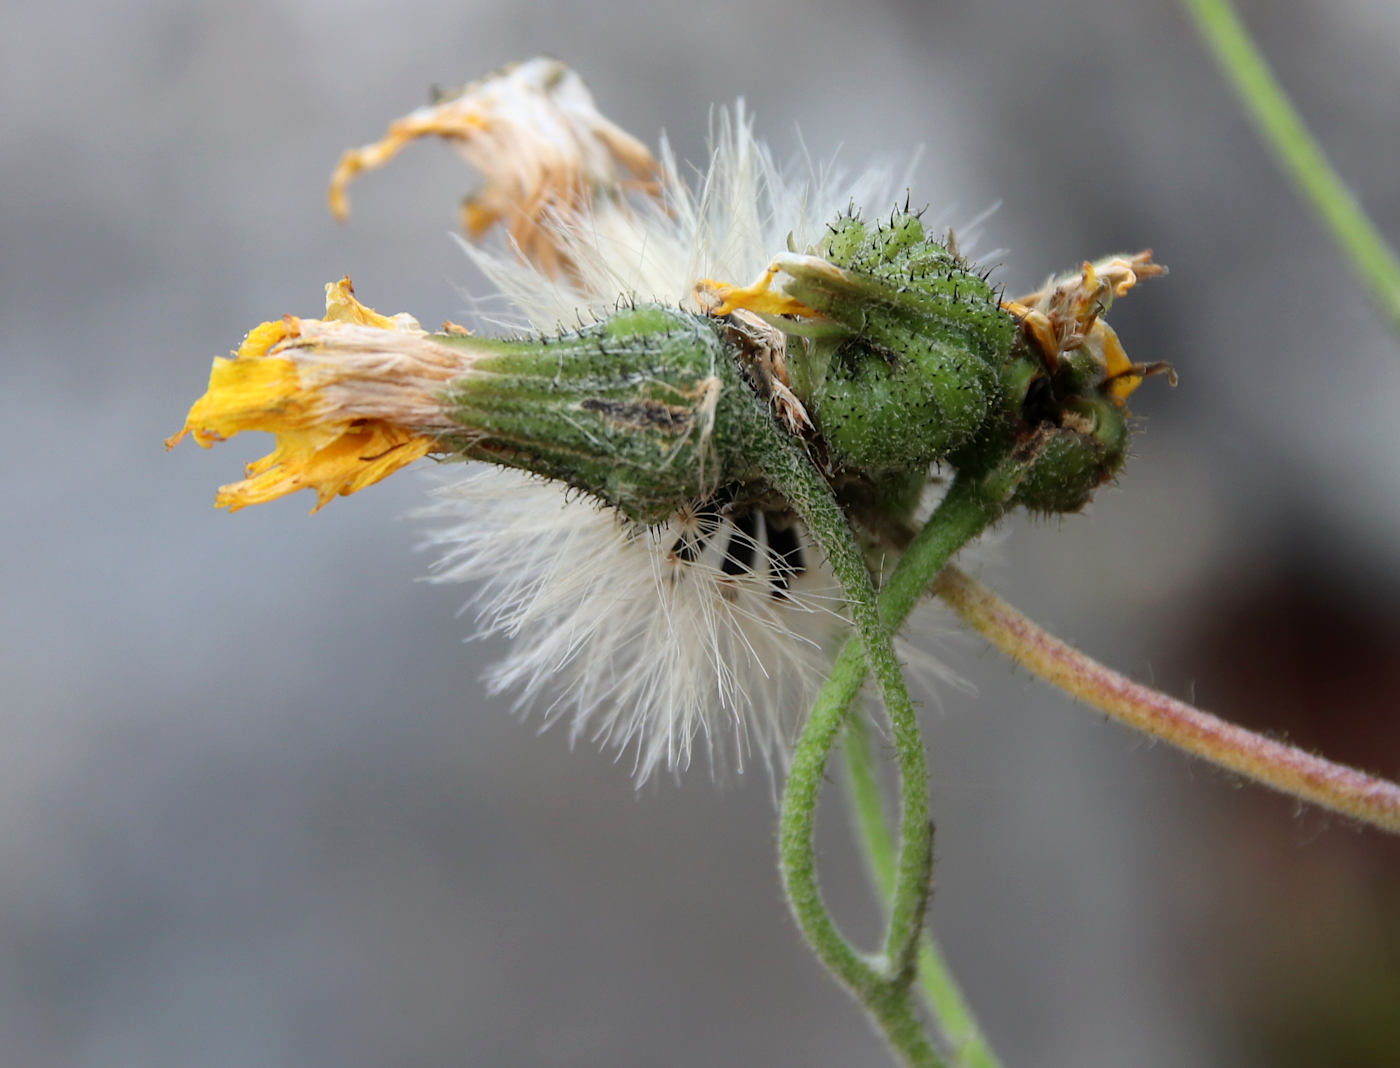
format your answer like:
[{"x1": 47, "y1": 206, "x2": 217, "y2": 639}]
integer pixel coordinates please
[{"x1": 4, "y1": 0, "x2": 1400, "y2": 1065}]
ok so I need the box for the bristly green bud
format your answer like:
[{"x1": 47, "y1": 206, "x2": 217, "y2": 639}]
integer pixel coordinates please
[
  {"x1": 706, "y1": 218, "x2": 1168, "y2": 515},
  {"x1": 436, "y1": 304, "x2": 769, "y2": 523},
  {"x1": 715, "y1": 210, "x2": 1016, "y2": 472},
  {"x1": 1006, "y1": 394, "x2": 1130, "y2": 513},
  {"x1": 981, "y1": 333, "x2": 1137, "y2": 513},
  {"x1": 950, "y1": 334, "x2": 1136, "y2": 515},
  {"x1": 981, "y1": 252, "x2": 1171, "y2": 513}
]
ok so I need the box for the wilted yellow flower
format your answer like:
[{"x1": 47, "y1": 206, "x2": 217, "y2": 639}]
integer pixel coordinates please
[
  {"x1": 1002, "y1": 252, "x2": 1172, "y2": 402},
  {"x1": 166, "y1": 278, "x2": 464, "y2": 511},
  {"x1": 311, "y1": 60, "x2": 890, "y2": 776}
]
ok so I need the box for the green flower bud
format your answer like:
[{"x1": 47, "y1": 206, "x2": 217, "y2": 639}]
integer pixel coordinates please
[
  {"x1": 717, "y1": 211, "x2": 1016, "y2": 471},
  {"x1": 1009, "y1": 393, "x2": 1130, "y2": 513},
  {"x1": 970, "y1": 253, "x2": 1170, "y2": 513}
]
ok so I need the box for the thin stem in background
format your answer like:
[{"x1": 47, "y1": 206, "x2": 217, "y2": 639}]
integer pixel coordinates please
[
  {"x1": 1183, "y1": 0, "x2": 1400, "y2": 331},
  {"x1": 933, "y1": 564, "x2": 1400, "y2": 835}
]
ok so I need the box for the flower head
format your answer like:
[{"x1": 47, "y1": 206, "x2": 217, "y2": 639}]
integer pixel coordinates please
[
  {"x1": 1002, "y1": 252, "x2": 1173, "y2": 402},
  {"x1": 319, "y1": 58, "x2": 913, "y2": 775},
  {"x1": 171, "y1": 58, "x2": 1164, "y2": 779}
]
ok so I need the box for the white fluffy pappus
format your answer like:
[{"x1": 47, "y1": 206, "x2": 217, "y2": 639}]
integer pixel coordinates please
[{"x1": 419, "y1": 469, "x2": 849, "y2": 780}]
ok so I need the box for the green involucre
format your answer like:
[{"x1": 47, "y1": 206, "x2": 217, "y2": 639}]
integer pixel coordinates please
[
  {"x1": 783, "y1": 212, "x2": 1016, "y2": 470},
  {"x1": 976, "y1": 344, "x2": 1133, "y2": 514},
  {"x1": 1008, "y1": 394, "x2": 1130, "y2": 513},
  {"x1": 436, "y1": 305, "x2": 771, "y2": 523}
]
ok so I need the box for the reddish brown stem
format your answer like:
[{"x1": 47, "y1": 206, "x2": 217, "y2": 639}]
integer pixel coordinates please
[{"x1": 933, "y1": 565, "x2": 1400, "y2": 835}]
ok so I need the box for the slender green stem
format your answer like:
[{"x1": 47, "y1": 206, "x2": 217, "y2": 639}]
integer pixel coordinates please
[
  {"x1": 757, "y1": 415, "x2": 942, "y2": 1066},
  {"x1": 842, "y1": 717, "x2": 1002, "y2": 1068},
  {"x1": 780, "y1": 469, "x2": 1009, "y2": 1064},
  {"x1": 779, "y1": 631, "x2": 883, "y2": 995},
  {"x1": 782, "y1": 625, "x2": 945, "y2": 1067},
  {"x1": 809, "y1": 472, "x2": 1011, "y2": 732},
  {"x1": 1183, "y1": 0, "x2": 1400, "y2": 331},
  {"x1": 841, "y1": 713, "x2": 896, "y2": 898}
]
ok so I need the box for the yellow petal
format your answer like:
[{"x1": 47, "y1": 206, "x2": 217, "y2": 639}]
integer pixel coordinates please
[
  {"x1": 163, "y1": 322, "x2": 304, "y2": 451},
  {"x1": 213, "y1": 422, "x2": 433, "y2": 513},
  {"x1": 1096, "y1": 322, "x2": 1142, "y2": 402},
  {"x1": 696, "y1": 263, "x2": 824, "y2": 319},
  {"x1": 167, "y1": 282, "x2": 439, "y2": 512},
  {"x1": 1005, "y1": 251, "x2": 1169, "y2": 405},
  {"x1": 323, "y1": 275, "x2": 402, "y2": 329}
]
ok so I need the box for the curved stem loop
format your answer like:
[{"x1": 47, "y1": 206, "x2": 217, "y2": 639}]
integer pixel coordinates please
[
  {"x1": 842, "y1": 715, "x2": 1003, "y2": 1068},
  {"x1": 772, "y1": 460, "x2": 1010, "y2": 1065}
]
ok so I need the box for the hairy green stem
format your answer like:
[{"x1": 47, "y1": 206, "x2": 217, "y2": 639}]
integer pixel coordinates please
[
  {"x1": 781, "y1": 631, "x2": 943, "y2": 1066},
  {"x1": 775, "y1": 466, "x2": 1010, "y2": 1064},
  {"x1": 757, "y1": 415, "x2": 942, "y2": 1066},
  {"x1": 810, "y1": 470, "x2": 1013, "y2": 736},
  {"x1": 842, "y1": 717, "x2": 1002, "y2": 1068},
  {"x1": 815, "y1": 471, "x2": 1010, "y2": 1062},
  {"x1": 1183, "y1": 0, "x2": 1400, "y2": 330}
]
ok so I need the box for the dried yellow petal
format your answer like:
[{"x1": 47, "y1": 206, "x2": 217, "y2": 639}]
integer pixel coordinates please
[{"x1": 167, "y1": 279, "x2": 445, "y2": 512}]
